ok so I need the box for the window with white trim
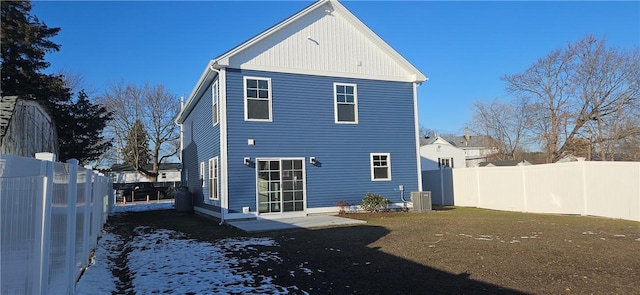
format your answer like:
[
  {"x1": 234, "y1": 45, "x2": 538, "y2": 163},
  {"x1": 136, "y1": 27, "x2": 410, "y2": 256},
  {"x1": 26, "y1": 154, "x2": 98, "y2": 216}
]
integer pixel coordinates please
[
  {"x1": 438, "y1": 157, "x2": 453, "y2": 168},
  {"x1": 212, "y1": 81, "x2": 219, "y2": 126},
  {"x1": 334, "y1": 83, "x2": 358, "y2": 123},
  {"x1": 200, "y1": 162, "x2": 205, "y2": 187},
  {"x1": 370, "y1": 153, "x2": 391, "y2": 181},
  {"x1": 208, "y1": 157, "x2": 219, "y2": 200},
  {"x1": 244, "y1": 77, "x2": 271, "y2": 121}
]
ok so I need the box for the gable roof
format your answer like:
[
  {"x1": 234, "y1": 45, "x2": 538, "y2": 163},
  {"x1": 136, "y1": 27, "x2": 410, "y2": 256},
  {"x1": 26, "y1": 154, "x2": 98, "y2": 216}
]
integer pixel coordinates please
[
  {"x1": 424, "y1": 136, "x2": 456, "y2": 146},
  {"x1": 177, "y1": 0, "x2": 427, "y2": 124},
  {"x1": 442, "y1": 135, "x2": 496, "y2": 149}
]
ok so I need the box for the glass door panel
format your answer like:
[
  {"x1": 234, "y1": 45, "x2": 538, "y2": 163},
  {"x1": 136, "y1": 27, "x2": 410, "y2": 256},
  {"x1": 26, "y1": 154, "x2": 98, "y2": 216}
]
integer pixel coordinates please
[{"x1": 257, "y1": 159, "x2": 305, "y2": 214}]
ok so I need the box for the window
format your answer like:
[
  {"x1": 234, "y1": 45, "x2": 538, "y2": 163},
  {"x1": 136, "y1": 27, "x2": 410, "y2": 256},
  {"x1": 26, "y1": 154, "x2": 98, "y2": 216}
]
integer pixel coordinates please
[
  {"x1": 212, "y1": 81, "x2": 219, "y2": 126},
  {"x1": 208, "y1": 157, "x2": 219, "y2": 200},
  {"x1": 438, "y1": 157, "x2": 453, "y2": 168},
  {"x1": 200, "y1": 162, "x2": 205, "y2": 187},
  {"x1": 244, "y1": 77, "x2": 271, "y2": 121},
  {"x1": 334, "y1": 83, "x2": 358, "y2": 123},
  {"x1": 370, "y1": 153, "x2": 391, "y2": 181},
  {"x1": 161, "y1": 172, "x2": 167, "y2": 179}
]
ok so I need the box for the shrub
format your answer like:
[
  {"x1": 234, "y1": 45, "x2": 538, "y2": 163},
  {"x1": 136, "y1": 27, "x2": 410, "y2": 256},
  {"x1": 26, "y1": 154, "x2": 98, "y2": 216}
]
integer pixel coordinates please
[
  {"x1": 335, "y1": 200, "x2": 351, "y2": 215},
  {"x1": 360, "y1": 192, "x2": 389, "y2": 212}
]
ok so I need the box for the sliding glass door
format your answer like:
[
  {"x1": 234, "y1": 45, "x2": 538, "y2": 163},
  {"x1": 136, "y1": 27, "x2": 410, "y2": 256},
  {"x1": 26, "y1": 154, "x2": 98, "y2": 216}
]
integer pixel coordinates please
[{"x1": 257, "y1": 159, "x2": 305, "y2": 214}]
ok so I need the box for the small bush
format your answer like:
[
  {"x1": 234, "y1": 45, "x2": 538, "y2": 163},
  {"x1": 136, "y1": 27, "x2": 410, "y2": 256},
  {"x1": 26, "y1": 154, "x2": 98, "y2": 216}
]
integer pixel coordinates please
[
  {"x1": 335, "y1": 200, "x2": 351, "y2": 215},
  {"x1": 360, "y1": 192, "x2": 389, "y2": 212}
]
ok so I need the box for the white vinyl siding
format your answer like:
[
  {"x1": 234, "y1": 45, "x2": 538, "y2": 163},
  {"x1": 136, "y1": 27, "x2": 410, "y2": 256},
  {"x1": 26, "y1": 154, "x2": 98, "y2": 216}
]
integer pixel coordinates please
[
  {"x1": 370, "y1": 153, "x2": 391, "y2": 181},
  {"x1": 208, "y1": 157, "x2": 219, "y2": 200},
  {"x1": 334, "y1": 83, "x2": 358, "y2": 123},
  {"x1": 212, "y1": 81, "x2": 219, "y2": 126},
  {"x1": 244, "y1": 77, "x2": 272, "y2": 121}
]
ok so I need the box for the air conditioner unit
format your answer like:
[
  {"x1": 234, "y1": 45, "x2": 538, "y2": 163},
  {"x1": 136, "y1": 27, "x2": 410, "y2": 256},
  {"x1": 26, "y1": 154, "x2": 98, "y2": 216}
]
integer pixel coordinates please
[{"x1": 411, "y1": 191, "x2": 433, "y2": 213}]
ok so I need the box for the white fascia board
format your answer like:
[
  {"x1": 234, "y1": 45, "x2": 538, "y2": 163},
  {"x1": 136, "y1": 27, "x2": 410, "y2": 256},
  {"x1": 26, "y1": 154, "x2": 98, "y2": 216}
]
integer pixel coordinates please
[{"x1": 176, "y1": 60, "x2": 219, "y2": 124}]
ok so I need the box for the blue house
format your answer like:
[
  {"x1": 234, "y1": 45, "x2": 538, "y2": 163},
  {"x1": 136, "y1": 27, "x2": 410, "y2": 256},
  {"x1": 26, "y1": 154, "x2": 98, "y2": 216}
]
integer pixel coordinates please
[{"x1": 175, "y1": 0, "x2": 427, "y2": 222}]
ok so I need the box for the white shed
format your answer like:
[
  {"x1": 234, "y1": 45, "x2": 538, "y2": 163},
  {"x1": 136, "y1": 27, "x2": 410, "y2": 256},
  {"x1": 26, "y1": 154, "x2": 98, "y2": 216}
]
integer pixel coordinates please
[{"x1": 420, "y1": 136, "x2": 466, "y2": 170}]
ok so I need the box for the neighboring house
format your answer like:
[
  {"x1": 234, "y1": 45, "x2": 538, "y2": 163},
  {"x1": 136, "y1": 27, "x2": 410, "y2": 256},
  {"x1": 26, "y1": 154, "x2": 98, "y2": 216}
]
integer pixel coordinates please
[
  {"x1": 478, "y1": 160, "x2": 531, "y2": 167},
  {"x1": 0, "y1": 96, "x2": 58, "y2": 157},
  {"x1": 175, "y1": 0, "x2": 427, "y2": 221},
  {"x1": 441, "y1": 134, "x2": 498, "y2": 167},
  {"x1": 556, "y1": 154, "x2": 586, "y2": 163},
  {"x1": 110, "y1": 163, "x2": 181, "y2": 188},
  {"x1": 419, "y1": 136, "x2": 466, "y2": 170}
]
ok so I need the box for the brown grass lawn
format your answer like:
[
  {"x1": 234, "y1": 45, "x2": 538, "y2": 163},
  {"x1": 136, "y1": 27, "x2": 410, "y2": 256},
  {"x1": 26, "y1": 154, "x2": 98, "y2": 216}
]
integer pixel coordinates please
[{"x1": 110, "y1": 206, "x2": 640, "y2": 294}]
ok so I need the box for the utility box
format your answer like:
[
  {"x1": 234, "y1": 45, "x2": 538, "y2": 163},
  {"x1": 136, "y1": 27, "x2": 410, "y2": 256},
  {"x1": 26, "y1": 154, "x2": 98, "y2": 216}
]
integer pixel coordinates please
[
  {"x1": 411, "y1": 191, "x2": 433, "y2": 213},
  {"x1": 175, "y1": 187, "x2": 193, "y2": 213}
]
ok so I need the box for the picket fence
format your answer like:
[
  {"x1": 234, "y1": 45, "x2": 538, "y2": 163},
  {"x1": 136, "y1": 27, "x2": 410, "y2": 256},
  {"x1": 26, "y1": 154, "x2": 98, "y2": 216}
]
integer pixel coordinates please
[
  {"x1": 451, "y1": 161, "x2": 640, "y2": 222},
  {"x1": 0, "y1": 153, "x2": 113, "y2": 294}
]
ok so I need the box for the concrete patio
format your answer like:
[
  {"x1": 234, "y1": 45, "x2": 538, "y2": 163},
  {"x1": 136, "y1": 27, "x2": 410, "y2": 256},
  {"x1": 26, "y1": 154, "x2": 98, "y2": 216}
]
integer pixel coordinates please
[{"x1": 226, "y1": 215, "x2": 367, "y2": 233}]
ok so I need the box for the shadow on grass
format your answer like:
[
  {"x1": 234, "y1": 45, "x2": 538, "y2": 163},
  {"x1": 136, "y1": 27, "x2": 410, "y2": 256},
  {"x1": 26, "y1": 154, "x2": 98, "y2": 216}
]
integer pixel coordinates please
[
  {"x1": 111, "y1": 209, "x2": 526, "y2": 295},
  {"x1": 432, "y1": 205, "x2": 457, "y2": 211}
]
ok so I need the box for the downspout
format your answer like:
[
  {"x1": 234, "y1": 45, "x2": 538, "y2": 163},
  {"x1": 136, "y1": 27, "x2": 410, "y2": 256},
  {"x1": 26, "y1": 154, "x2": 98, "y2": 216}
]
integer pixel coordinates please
[{"x1": 207, "y1": 63, "x2": 226, "y2": 226}]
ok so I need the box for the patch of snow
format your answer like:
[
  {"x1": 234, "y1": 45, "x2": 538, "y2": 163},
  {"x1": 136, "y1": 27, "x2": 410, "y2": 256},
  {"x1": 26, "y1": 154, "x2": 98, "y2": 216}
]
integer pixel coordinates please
[
  {"x1": 299, "y1": 267, "x2": 313, "y2": 275},
  {"x1": 509, "y1": 240, "x2": 520, "y2": 244},
  {"x1": 475, "y1": 237, "x2": 492, "y2": 241},
  {"x1": 635, "y1": 238, "x2": 640, "y2": 242},
  {"x1": 76, "y1": 210, "x2": 301, "y2": 294},
  {"x1": 582, "y1": 231, "x2": 596, "y2": 235},
  {"x1": 75, "y1": 233, "x2": 121, "y2": 294},
  {"x1": 613, "y1": 234, "x2": 626, "y2": 238}
]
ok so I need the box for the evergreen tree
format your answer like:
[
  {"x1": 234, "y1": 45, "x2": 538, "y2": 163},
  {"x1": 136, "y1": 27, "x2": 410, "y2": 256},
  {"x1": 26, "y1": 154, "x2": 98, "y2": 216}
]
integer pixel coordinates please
[
  {"x1": 1, "y1": 0, "x2": 60, "y2": 98},
  {"x1": 57, "y1": 91, "x2": 113, "y2": 164},
  {"x1": 1, "y1": 1, "x2": 112, "y2": 163},
  {"x1": 122, "y1": 119, "x2": 150, "y2": 170}
]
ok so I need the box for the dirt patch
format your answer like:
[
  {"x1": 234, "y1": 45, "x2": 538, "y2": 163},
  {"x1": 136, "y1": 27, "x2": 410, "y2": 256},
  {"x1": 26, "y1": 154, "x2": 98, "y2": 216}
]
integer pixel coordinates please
[{"x1": 107, "y1": 207, "x2": 640, "y2": 294}]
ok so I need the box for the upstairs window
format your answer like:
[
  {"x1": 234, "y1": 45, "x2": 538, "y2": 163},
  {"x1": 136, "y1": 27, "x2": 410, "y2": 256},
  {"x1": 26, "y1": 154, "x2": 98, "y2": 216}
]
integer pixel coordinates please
[
  {"x1": 334, "y1": 83, "x2": 358, "y2": 123},
  {"x1": 371, "y1": 153, "x2": 391, "y2": 181},
  {"x1": 212, "y1": 81, "x2": 219, "y2": 126},
  {"x1": 244, "y1": 77, "x2": 272, "y2": 121}
]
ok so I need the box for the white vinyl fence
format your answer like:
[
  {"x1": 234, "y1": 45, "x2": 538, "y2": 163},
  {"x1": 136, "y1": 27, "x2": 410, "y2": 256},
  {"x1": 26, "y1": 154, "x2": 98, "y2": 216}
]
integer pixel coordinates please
[
  {"x1": 452, "y1": 161, "x2": 640, "y2": 222},
  {"x1": 0, "y1": 153, "x2": 113, "y2": 294}
]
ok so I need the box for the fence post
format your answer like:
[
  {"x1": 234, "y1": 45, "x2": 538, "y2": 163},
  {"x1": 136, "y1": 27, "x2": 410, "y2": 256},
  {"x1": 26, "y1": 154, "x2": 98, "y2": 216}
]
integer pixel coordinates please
[
  {"x1": 475, "y1": 166, "x2": 481, "y2": 208},
  {"x1": 37, "y1": 158, "x2": 54, "y2": 294},
  {"x1": 522, "y1": 165, "x2": 528, "y2": 213},
  {"x1": 581, "y1": 160, "x2": 588, "y2": 216},
  {"x1": 66, "y1": 159, "x2": 79, "y2": 293},
  {"x1": 82, "y1": 167, "x2": 92, "y2": 274}
]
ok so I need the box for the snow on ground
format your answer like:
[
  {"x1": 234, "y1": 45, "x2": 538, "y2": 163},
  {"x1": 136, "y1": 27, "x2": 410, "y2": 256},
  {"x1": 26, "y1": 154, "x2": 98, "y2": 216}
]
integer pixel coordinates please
[{"x1": 76, "y1": 202, "x2": 303, "y2": 294}]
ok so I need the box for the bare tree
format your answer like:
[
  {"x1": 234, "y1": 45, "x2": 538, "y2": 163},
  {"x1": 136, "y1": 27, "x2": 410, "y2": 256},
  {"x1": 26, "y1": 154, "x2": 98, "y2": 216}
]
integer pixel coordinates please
[
  {"x1": 469, "y1": 98, "x2": 533, "y2": 160},
  {"x1": 142, "y1": 83, "x2": 180, "y2": 179},
  {"x1": 503, "y1": 35, "x2": 640, "y2": 162},
  {"x1": 98, "y1": 81, "x2": 180, "y2": 180}
]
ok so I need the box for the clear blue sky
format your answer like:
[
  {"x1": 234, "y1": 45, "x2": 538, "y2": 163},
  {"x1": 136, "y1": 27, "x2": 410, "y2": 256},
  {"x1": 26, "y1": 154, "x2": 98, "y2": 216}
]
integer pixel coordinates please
[{"x1": 32, "y1": 0, "x2": 639, "y2": 135}]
